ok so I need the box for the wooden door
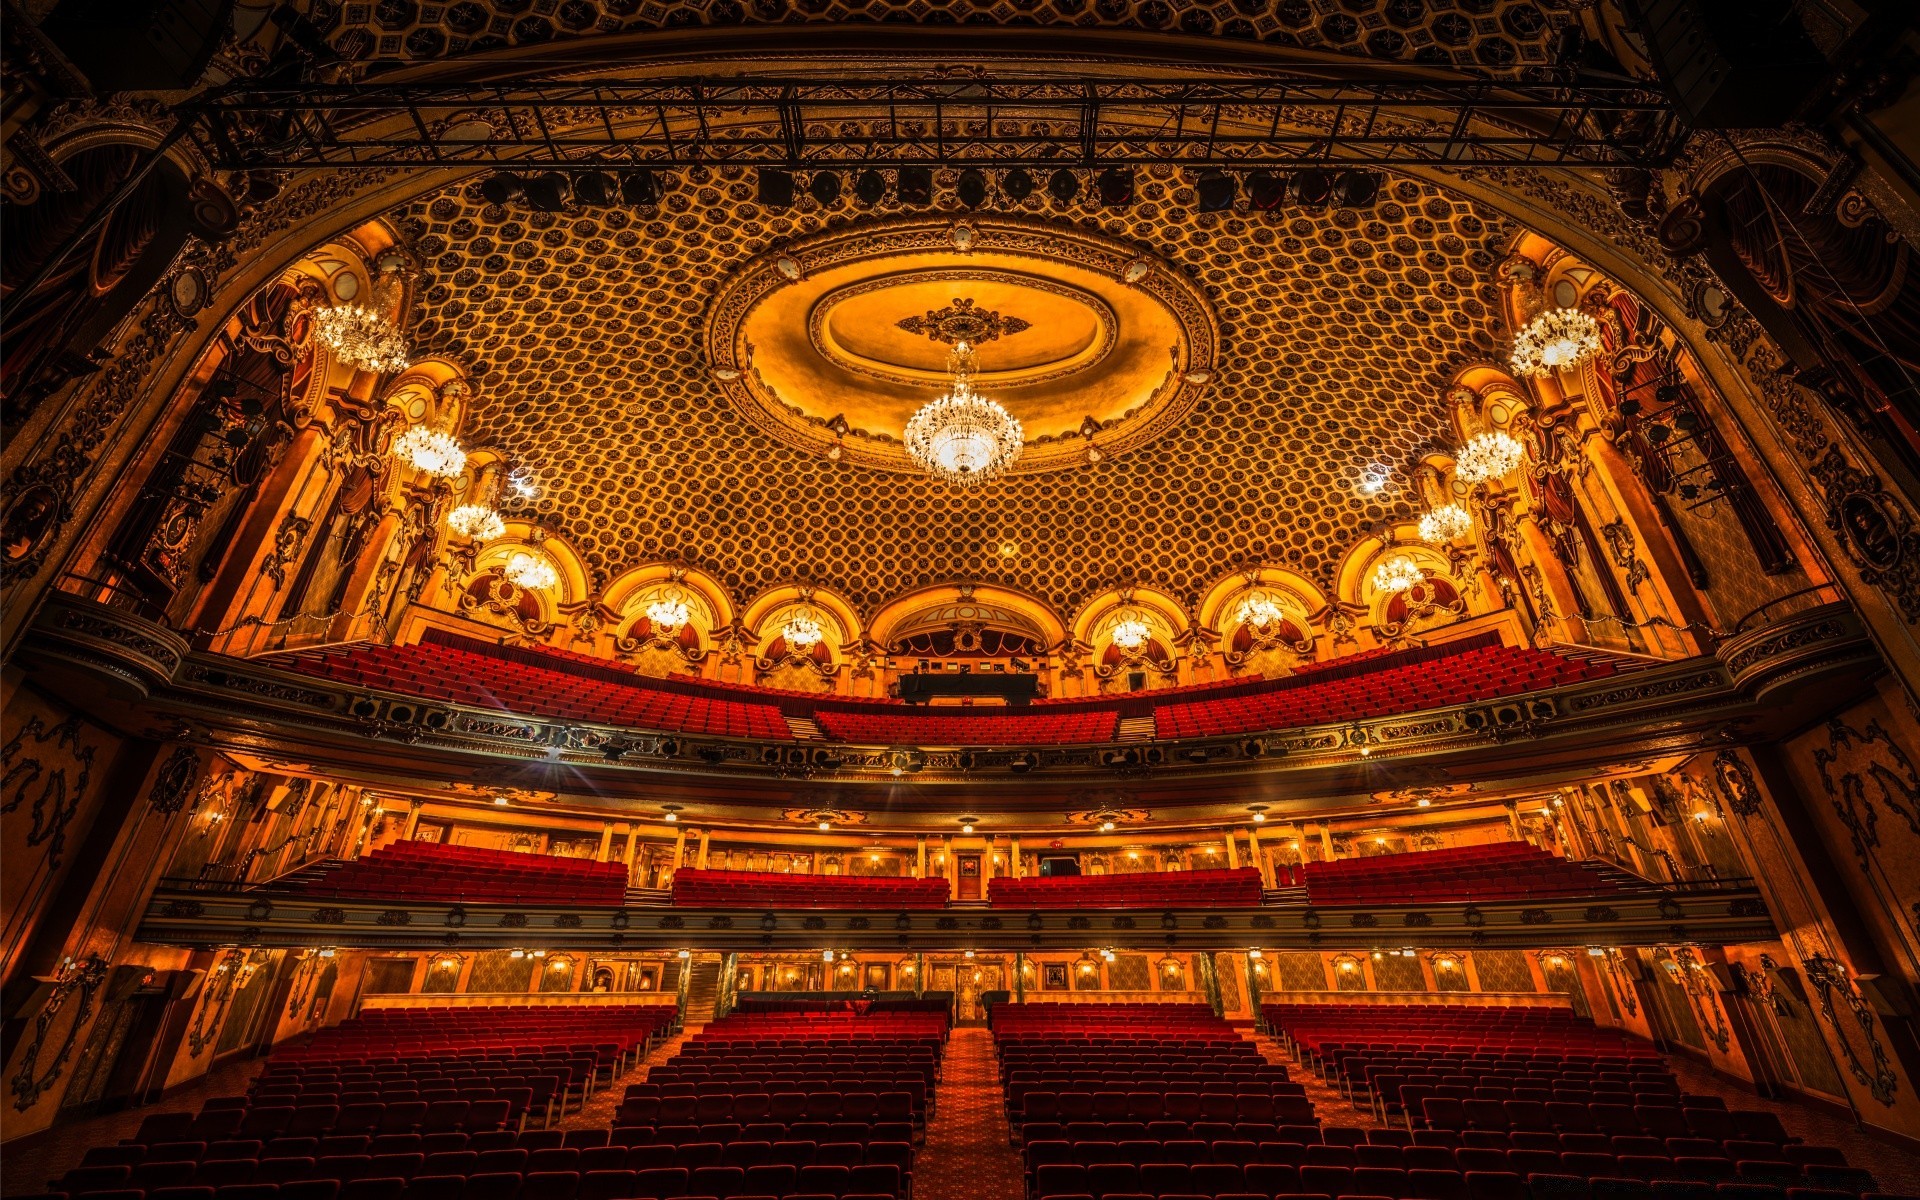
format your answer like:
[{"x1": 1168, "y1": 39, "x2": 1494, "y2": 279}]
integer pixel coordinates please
[{"x1": 957, "y1": 854, "x2": 982, "y2": 899}]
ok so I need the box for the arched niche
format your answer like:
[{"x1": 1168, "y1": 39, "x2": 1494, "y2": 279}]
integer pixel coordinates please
[
  {"x1": 1078, "y1": 586, "x2": 1183, "y2": 691},
  {"x1": 867, "y1": 583, "x2": 1066, "y2": 660},
  {"x1": 743, "y1": 584, "x2": 856, "y2": 691},
  {"x1": 1198, "y1": 567, "x2": 1323, "y2": 678},
  {"x1": 457, "y1": 523, "x2": 588, "y2": 636},
  {"x1": 603, "y1": 564, "x2": 730, "y2": 677}
]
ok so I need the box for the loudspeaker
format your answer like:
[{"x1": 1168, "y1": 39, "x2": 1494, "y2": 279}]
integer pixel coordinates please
[
  {"x1": 41, "y1": 0, "x2": 236, "y2": 91},
  {"x1": 1632, "y1": 0, "x2": 1827, "y2": 129}
]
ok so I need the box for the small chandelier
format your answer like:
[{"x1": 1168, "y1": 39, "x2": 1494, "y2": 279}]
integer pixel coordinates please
[
  {"x1": 903, "y1": 341, "x2": 1024, "y2": 486},
  {"x1": 1454, "y1": 431, "x2": 1525, "y2": 484},
  {"x1": 1417, "y1": 503, "x2": 1473, "y2": 545},
  {"x1": 314, "y1": 272, "x2": 411, "y2": 375},
  {"x1": 782, "y1": 607, "x2": 825, "y2": 652},
  {"x1": 646, "y1": 592, "x2": 692, "y2": 636},
  {"x1": 504, "y1": 551, "x2": 558, "y2": 592},
  {"x1": 393, "y1": 426, "x2": 467, "y2": 478},
  {"x1": 1510, "y1": 306, "x2": 1602, "y2": 378},
  {"x1": 448, "y1": 504, "x2": 505, "y2": 542},
  {"x1": 1373, "y1": 554, "x2": 1424, "y2": 594},
  {"x1": 1236, "y1": 589, "x2": 1283, "y2": 631},
  {"x1": 1109, "y1": 611, "x2": 1152, "y2": 651}
]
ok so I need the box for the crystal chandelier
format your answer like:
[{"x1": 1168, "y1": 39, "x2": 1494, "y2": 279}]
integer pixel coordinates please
[
  {"x1": 1455, "y1": 431, "x2": 1525, "y2": 484},
  {"x1": 903, "y1": 341, "x2": 1024, "y2": 486},
  {"x1": 504, "y1": 551, "x2": 558, "y2": 592},
  {"x1": 1373, "y1": 554, "x2": 1424, "y2": 594},
  {"x1": 1510, "y1": 306, "x2": 1602, "y2": 378},
  {"x1": 447, "y1": 504, "x2": 505, "y2": 542},
  {"x1": 314, "y1": 272, "x2": 411, "y2": 375},
  {"x1": 1236, "y1": 589, "x2": 1283, "y2": 631},
  {"x1": 392, "y1": 426, "x2": 467, "y2": 478},
  {"x1": 1417, "y1": 503, "x2": 1473, "y2": 545},
  {"x1": 782, "y1": 608, "x2": 825, "y2": 652},
  {"x1": 1109, "y1": 611, "x2": 1152, "y2": 651},
  {"x1": 646, "y1": 592, "x2": 692, "y2": 636}
]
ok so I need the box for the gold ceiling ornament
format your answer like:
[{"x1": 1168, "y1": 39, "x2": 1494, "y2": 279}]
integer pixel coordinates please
[
  {"x1": 314, "y1": 268, "x2": 410, "y2": 374},
  {"x1": 1417, "y1": 503, "x2": 1474, "y2": 545},
  {"x1": 903, "y1": 341, "x2": 1025, "y2": 486},
  {"x1": 897, "y1": 297, "x2": 1032, "y2": 346},
  {"x1": 1509, "y1": 306, "x2": 1603, "y2": 378},
  {"x1": 504, "y1": 550, "x2": 559, "y2": 592},
  {"x1": 1372, "y1": 554, "x2": 1425, "y2": 594},
  {"x1": 1454, "y1": 431, "x2": 1526, "y2": 485},
  {"x1": 391, "y1": 426, "x2": 467, "y2": 478}
]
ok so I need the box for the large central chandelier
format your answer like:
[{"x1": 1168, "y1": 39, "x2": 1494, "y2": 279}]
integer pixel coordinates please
[
  {"x1": 314, "y1": 272, "x2": 411, "y2": 375},
  {"x1": 903, "y1": 341, "x2": 1024, "y2": 486},
  {"x1": 1417, "y1": 503, "x2": 1473, "y2": 545},
  {"x1": 393, "y1": 426, "x2": 467, "y2": 478},
  {"x1": 1373, "y1": 554, "x2": 1425, "y2": 594},
  {"x1": 1455, "y1": 431, "x2": 1525, "y2": 484},
  {"x1": 504, "y1": 551, "x2": 558, "y2": 592},
  {"x1": 1510, "y1": 307, "x2": 1602, "y2": 378}
]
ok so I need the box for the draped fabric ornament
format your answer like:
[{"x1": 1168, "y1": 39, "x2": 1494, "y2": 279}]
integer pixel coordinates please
[
  {"x1": 1510, "y1": 306, "x2": 1602, "y2": 378},
  {"x1": 504, "y1": 551, "x2": 558, "y2": 592},
  {"x1": 903, "y1": 341, "x2": 1024, "y2": 486},
  {"x1": 1454, "y1": 431, "x2": 1525, "y2": 484},
  {"x1": 314, "y1": 271, "x2": 411, "y2": 375},
  {"x1": 392, "y1": 427, "x2": 467, "y2": 478},
  {"x1": 1373, "y1": 554, "x2": 1424, "y2": 593},
  {"x1": 1418, "y1": 503, "x2": 1474, "y2": 545}
]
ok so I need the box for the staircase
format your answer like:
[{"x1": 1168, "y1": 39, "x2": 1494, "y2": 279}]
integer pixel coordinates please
[
  {"x1": 1115, "y1": 715, "x2": 1157, "y2": 742},
  {"x1": 784, "y1": 715, "x2": 824, "y2": 739},
  {"x1": 681, "y1": 956, "x2": 724, "y2": 1027}
]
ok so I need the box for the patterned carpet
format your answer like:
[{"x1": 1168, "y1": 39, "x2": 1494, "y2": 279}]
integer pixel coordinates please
[
  {"x1": 915, "y1": 1026, "x2": 1026, "y2": 1200},
  {"x1": 1246, "y1": 1028, "x2": 1379, "y2": 1131}
]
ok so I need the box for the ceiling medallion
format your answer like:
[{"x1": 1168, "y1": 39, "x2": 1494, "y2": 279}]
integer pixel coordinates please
[
  {"x1": 897, "y1": 297, "x2": 1031, "y2": 346},
  {"x1": 1455, "y1": 431, "x2": 1526, "y2": 484},
  {"x1": 706, "y1": 215, "x2": 1218, "y2": 477},
  {"x1": 903, "y1": 341, "x2": 1024, "y2": 486},
  {"x1": 1510, "y1": 306, "x2": 1603, "y2": 378}
]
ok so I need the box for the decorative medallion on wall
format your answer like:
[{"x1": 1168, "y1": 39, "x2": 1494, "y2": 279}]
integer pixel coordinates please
[{"x1": 706, "y1": 216, "x2": 1217, "y2": 476}]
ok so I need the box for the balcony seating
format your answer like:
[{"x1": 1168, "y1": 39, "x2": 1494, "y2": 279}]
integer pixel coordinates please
[
  {"x1": 988, "y1": 868, "x2": 1262, "y2": 909},
  {"x1": 670, "y1": 869, "x2": 949, "y2": 909},
  {"x1": 1287, "y1": 844, "x2": 1624, "y2": 905},
  {"x1": 815, "y1": 708, "x2": 1118, "y2": 746},
  {"x1": 294, "y1": 842, "x2": 629, "y2": 907}
]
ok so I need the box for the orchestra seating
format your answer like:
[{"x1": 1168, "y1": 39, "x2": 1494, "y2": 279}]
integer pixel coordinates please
[
  {"x1": 292, "y1": 841, "x2": 629, "y2": 907},
  {"x1": 669, "y1": 869, "x2": 950, "y2": 909},
  {"x1": 1251, "y1": 1001, "x2": 1881, "y2": 1200},
  {"x1": 279, "y1": 637, "x2": 791, "y2": 740},
  {"x1": 1285, "y1": 843, "x2": 1626, "y2": 904},
  {"x1": 814, "y1": 707, "x2": 1118, "y2": 746},
  {"x1": 988, "y1": 867, "x2": 1263, "y2": 909}
]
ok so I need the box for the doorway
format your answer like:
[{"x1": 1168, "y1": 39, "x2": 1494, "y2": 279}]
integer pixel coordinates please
[{"x1": 956, "y1": 854, "x2": 981, "y2": 900}]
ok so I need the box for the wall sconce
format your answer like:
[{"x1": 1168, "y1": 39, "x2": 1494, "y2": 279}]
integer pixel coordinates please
[{"x1": 964, "y1": 949, "x2": 976, "y2": 959}]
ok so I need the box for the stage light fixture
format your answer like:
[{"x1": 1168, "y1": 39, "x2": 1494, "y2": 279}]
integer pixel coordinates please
[
  {"x1": 855, "y1": 169, "x2": 887, "y2": 205},
  {"x1": 809, "y1": 171, "x2": 842, "y2": 206},
  {"x1": 522, "y1": 172, "x2": 570, "y2": 212},
  {"x1": 619, "y1": 168, "x2": 660, "y2": 206},
  {"x1": 1333, "y1": 170, "x2": 1381, "y2": 208},
  {"x1": 1096, "y1": 167, "x2": 1134, "y2": 207},
  {"x1": 1196, "y1": 170, "x2": 1236, "y2": 213},
  {"x1": 1002, "y1": 168, "x2": 1036, "y2": 201},
  {"x1": 572, "y1": 170, "x2": 617, "y2": 207},
  {"x1": 1247, "y1": 171, "x2": 1286, "y2": 211},
  {"x1": 955, "y1": 168, "x2": 988, "y2": 209},
  {"x1": 479, "y1": 172, "x2": 524, "y2": 206},
  {"x1": 756, "y1": 168, "x2": 796, "y2": 208},
  {"x1": 1047, "y1": 168, "x2": 1080, "y2": 203},
  {"x1": 1293, "y1": 168, "x2": 1335, "y2": 207},
  {"x1": 896, "y1": 166, "x2": 933, "y2": 205}
]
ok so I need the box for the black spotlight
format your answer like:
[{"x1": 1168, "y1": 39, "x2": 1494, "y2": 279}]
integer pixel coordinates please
[
  {"x1": 1292, "y1": 167, "x2": 1335, "y2": 207},
  {"x1": 808, "y1": 171, "x2": 842, "y2": 206},
  {"x1": 756, "y1": 167, "x2": 796, "y2": 208},
  {"x1": 1046, "y1": 168, "x2": 1080, "y2": 203},
  {"x1": 896, "y1": 165, "x2": 933, "y2": 205},
  {"x1": 1196, "y1": 169, "x2": 1236, "y2": 213},
  {"x1": 1002, "y1": 167, "x2": 1035, "y2": 201},
  {"x1": 1333, "y1": 169, "x2": 1381, "y2": 208},
  {"x1": 1096, "y1": 167, "x2": 1135, "y2": 207},
  {"x1": 854, "y1": 168, "x2": 887, "y2": 206},
  {"x1": 1247, "y1": 170, "x2": 1287, "y2": 211},
  {"x1": 618, "y1": 168, "x2": 659, "y2": 206},
  {"x1": 521, "y1": 171, "x2": 570, "y2": 212},
  {"x1": 955, "y1": 168, "x2": 988, "y2": 209},
  {"x1": 572, "y1": 170, "x2": 617, "y2": 207},
  {"x1": 479, "y1": 172, "x2": 524, "y2": 206}
]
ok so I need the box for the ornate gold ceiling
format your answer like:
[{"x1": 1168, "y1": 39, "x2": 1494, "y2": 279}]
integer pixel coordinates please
[
  {"x1": 329, "y1": 0, "x2": 1568, "y2": 71},
  {"x1": 399, "y1": 168, "x2": 1511, "y2": 614}
]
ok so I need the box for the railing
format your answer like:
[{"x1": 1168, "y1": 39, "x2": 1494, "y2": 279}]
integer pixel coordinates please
[
  {"x1": 1016, "y1": 990, "x2": 1210, "y2": 1004},
  {"x1": 1257, "y1": 990, "x2": 1573, "y2": 1009},
  {"x1": 1732, "y1": 585, "x2": 1850, "y2": 634},
  {"x1": 360, "y1": 992, "x2": 679, "y2": 1010}
]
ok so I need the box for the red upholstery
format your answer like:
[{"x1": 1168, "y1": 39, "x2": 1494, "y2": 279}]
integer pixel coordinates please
[
  {"x1": 296, "y1": 841, "x2": 628, "y2": 906},
  {"x1": 1288, "y1": 843, "x2": 1622, "y2": 904},
  {"x1": 815, "y1": 708, "x2": 1118, "y2": 746},
  {"x1": 988, "y1": 867, "x2": 1262, "y2": 909},
  {"x1": 670, "y1": 868, "x2": 948, "y2": 909}
]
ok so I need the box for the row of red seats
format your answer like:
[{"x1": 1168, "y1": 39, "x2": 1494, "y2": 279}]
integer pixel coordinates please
[
  {"x1": 987, "y1": 868, "x2": 1263, "y2": 909},
  {"x1": 668, "y1": 870, "x2": 949, "y2": 910},
  {"x1": 1290, "y1": 845, "x2": 1622, "y2": 905},
  {"x1": 296, "y1": 842, "x2": 629, "y2": 907},
  {"x1": 814, "y1": 708, "x2": 1119, "y2": 746}
]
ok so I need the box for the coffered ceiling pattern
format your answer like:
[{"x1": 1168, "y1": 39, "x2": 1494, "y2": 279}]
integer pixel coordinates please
[
  {"x1": 398, "y1": 169, "x2": 1511, "y2": 614},
  {"x1": 330, "y1": 0, "x2": 1569, "y2": 70}
]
